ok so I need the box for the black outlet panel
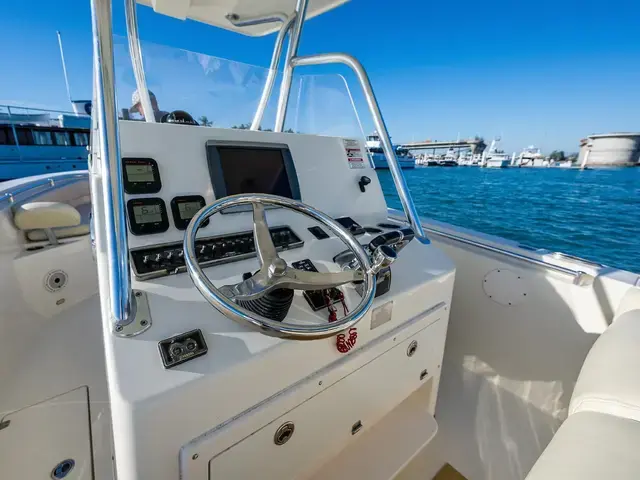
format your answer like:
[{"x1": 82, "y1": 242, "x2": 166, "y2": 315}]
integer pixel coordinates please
[{"x1": 158, "y1": 329, "x2": 207, "y2": 369}]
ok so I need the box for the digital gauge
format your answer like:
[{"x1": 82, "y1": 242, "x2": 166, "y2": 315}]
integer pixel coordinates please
[
  {"x1": 123, "y1": 157, "x2": 162, "y2": 194},
  {"x1": 127, "y1": 197, "x2": 169, "y2": 235},
  {"x1": 170, "y1": 195, "x2": 208, "y2": 230}
]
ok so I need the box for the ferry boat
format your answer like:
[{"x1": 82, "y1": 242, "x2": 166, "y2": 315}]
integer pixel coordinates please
[
  {"x1": 366, "y1": 132, "x2": 415, "y2": 169},
  {"x1": 0, "y1": 105, "x2": 90, "y2": 180},
  {"x1": 517, "y1": 145, "x2": 549, "y2": 167},
  {"x1": 483, "y1": 137, "x2": 511, "y2": 168},
  {"x1": 2, "y1": 1, "x2": 639, "y2": 480}
]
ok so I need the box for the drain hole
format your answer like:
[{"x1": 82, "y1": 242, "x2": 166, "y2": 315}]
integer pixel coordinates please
[
  {"x1": 51, "y1": 459, "x2": 75, "y2": 479},
  {"x1": 274, "y1": 422, "x2": 295, "y2": 445}
]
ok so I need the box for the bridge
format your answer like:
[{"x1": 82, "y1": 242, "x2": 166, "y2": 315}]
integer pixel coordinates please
[{"x1": 400, "y1": 139, "x2": 487, "y2": 154}]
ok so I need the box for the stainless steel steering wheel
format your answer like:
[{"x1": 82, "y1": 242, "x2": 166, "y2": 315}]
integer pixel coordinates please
[{"x1": 183, "y1": 194, "x2": 377, "y2": 340}]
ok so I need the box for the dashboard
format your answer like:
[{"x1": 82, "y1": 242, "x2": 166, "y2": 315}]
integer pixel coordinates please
[{"x1": 119, "y1": 122, "x2": 390, "y2": 273}]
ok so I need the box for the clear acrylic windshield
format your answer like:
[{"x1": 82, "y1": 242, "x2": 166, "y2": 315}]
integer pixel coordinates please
[{"x1": 113, "y1": 36, "x2": 366, "y2": 139}]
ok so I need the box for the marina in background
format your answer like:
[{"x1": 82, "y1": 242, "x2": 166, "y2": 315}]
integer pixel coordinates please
[{"x1": 378, "y1": 166, "x2": 640, "y2": 273}]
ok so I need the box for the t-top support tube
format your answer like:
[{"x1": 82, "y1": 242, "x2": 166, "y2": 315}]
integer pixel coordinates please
[
  {"x1": 90, "y1": 0, "x2": 133, "y2": 328},
  {"x1": 125, "y1": 0, "x2": 155, "y2": 123},
  {"x1": 274, "y1": 0, "x2": 309, "y2": 132},
  {"x1": 226, "y1": 12, "x2": 295, "y2": 131},
  {"x1": 290, "y1": 53, "x2": 428, "y2": 243}
]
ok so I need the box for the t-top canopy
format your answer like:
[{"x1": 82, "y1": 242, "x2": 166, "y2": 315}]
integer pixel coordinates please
[{"x1": 136, "y1": 0, "x2": 349, "y2": 36}]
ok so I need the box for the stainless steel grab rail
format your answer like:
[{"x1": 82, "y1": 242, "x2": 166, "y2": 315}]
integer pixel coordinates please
[
  {"x1": 125, "y1": 0, "x2": 155, "y2": 123},
  {"x1": 274, "y1": 0, "x2": 308, "y2": 132},
  {"x1": 226, "y1": 12, "x2": 295, "y2": 131},
  {"x1": 0, "y1": 173, "x2": 88, "y2": 210},
  {"x1": 290, "y1": 53, "x2": 428, "y2": 244},
  {"x1": 91, "y1": 0, "x2": 132, "y2": 328},
  {"x1": 387, "y1": 210, "x2": 593, "y2": 285}
]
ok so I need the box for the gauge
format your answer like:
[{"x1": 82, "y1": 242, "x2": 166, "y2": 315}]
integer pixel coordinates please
[
  {"x1": 127, "y1": 197, "x2": 169, "y2": 235},
  {"x1": 122, "y1": 157, "x2": 161, "y2": 194},
  {"x1": 170, "y1": 195, "x2": 208, "y2": 230}
]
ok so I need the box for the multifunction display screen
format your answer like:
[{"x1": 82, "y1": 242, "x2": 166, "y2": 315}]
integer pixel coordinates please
[{"x1": 206, "y1": 143, "x2": 300, "y2": 208}]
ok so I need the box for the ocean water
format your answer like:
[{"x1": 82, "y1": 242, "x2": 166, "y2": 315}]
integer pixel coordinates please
[{"x1": 377, "y1": 167, "x2": 640, "y2": 274}]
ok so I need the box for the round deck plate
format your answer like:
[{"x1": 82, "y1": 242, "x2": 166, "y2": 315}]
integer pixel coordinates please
[{"x1": 482, "y1": 268, "x2": 529, "y2": 306}]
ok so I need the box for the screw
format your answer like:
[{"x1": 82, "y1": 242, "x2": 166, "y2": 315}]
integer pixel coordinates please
[
  {"x1": 115, "y1": 325, "x2": 123, "y2": 332},
  {"x1": 192, "y1": 454, "x2": 199, "y2": 460},
  {"x1": 318, "y1": 381, "x2": 323, "y2": 386},
  {"x1": 140, "y1": 320, "x2": 148, "y2": 326}
]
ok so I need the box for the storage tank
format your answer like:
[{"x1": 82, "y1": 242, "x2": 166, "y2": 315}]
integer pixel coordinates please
[{"x1": 578, "y1": 133, "x2": 640, "y2": 167}]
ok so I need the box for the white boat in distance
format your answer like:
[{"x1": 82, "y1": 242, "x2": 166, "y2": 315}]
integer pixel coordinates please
[
  {"x1": 517, "y1": 145, "x2": 549, "y2": 167},
  {"x1": 366, "y1": 132, "x2": 415, "y2": 169},
  {"x1": 2, "y1": 1, "x2": 639, "y2": 480},
  {"x1": 483, "y1": 137, "x2": 511, "y2": 168}
]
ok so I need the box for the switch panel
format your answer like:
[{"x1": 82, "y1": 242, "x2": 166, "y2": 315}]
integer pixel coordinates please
[
  {"x1": 131, "y1": 226, "x2": 303, "y2": 280},
  {"x1": 292, "y1": 259, "x2": 343, "y2": 312}
]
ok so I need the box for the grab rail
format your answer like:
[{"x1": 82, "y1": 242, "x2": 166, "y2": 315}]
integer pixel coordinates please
[
  {"x1": 0, "y1": 173, "x2": 87, "y2": 210},
  {"x1": 291, "y1": 53, "x2": 428, "y2": 244},
  {"x1": 387, "y1": 209, "x2": 592, "y2": 285},
  {"x1": 226, "y1": 12, "x2": 294, "y2": 131},
  {"x1": 125, "y1": 0, "x2": 155, "y2": 123},
  {"x1": 92, "y1": 0, "x2": 132, "y2": 329}
]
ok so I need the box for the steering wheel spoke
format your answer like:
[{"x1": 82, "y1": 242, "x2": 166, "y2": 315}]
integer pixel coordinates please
[
  {"x1": 252, "y1": 202, "x2": 278, "y2": 267},
  {"x1": 282, "y1": 267, "x2": 363, "y2": 290}
]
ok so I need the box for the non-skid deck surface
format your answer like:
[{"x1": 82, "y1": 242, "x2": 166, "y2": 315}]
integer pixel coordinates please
[{"x1": 432, "y1": 464, "x2": 467, "y2": 480}]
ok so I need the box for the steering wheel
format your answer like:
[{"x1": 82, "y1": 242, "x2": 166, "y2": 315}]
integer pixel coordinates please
[{"x1": 183, "y1": 194, "x2": 378, "y2": 340}]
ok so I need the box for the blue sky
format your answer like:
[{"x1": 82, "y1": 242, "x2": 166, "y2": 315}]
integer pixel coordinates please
[{"x1": 1, "y1": 0, "x2": 640, "y2": 153}]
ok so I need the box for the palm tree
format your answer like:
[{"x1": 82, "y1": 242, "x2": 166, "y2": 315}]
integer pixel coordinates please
[{"x1": 198, "y1": 116, "x2": 213, "y2": 127}]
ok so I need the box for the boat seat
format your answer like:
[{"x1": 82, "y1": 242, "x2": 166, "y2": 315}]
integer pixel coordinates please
[
  {"x1": 13, "y1": 201, "x2": 90, "y2": 242},
  {"x1": 526, "y1": 307, "x2": 640, "y2": 479},
  {"x1": 569, "y1": 308, "x2": 640, "y2": 421},
  {"x1": 525, "y1": 411, "x2": 640, "y2": 479}
]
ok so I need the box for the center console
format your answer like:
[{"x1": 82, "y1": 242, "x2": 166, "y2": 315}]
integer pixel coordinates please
[{"x1": 105, "y1": 121, "x2": 455, "y2": 480}]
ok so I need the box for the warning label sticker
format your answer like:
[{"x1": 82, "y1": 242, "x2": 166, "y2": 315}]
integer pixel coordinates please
[{"x1": 343, "y1": 139, "x2": 366, "y2": 169}]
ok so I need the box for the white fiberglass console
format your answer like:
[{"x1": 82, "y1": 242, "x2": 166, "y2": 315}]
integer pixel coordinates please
[{"x1": 104, "y1": 120, "x2": 455, "y2": 479}]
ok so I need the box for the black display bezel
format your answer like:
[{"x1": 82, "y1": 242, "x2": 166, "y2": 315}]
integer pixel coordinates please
[
  {"x1": 170, "y1": 195, "x2": 208, "y2": 230},
  {"x1": 205, "y1": 141, "x2": 301, "y2": 213},
  {"x1": 122, "y1": 157, "x2": 162, "y2": 194},
  {"x1": 127, "y1": 197, "x2": 169, "y2": 236}
]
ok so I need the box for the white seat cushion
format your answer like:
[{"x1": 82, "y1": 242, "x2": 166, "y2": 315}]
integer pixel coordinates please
[
  {"x1": 525, "y1": 411, "x2": 640, "y2": 479},
  {"x1": 26, "y1": 224, "x2": 90, "y2": 241},
  {"x1": 14, "y1": 201, "x2": 81, "y2": 230},
  {"x1": 569, "y1": 309, "x2": 640, "y2": 421}
]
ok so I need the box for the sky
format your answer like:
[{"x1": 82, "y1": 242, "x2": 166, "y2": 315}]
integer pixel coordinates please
[{"x1": 1, "y1": 0, "x2": 640, "y2": 153}]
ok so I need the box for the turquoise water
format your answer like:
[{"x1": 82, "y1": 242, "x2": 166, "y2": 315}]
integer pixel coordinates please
[{"x1": 377, "y1": 167, "x2": 640, "y2": 274}]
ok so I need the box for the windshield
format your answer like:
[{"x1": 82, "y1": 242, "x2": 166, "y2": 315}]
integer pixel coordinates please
[{"x1": 113, "y1": 36, "x2": 366, "y2": 139}]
